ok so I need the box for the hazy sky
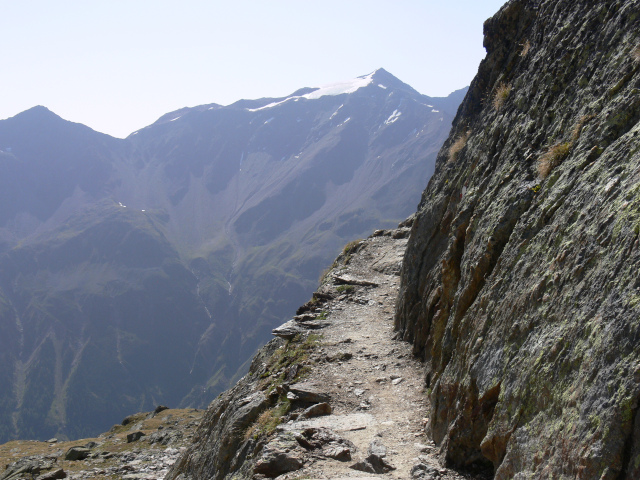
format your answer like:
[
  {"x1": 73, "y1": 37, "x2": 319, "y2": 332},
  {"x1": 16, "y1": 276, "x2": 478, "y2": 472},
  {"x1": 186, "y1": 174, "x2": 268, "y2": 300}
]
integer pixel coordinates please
[{"x1": 1, "y1": 0, "x2": 506, "y2": 138}]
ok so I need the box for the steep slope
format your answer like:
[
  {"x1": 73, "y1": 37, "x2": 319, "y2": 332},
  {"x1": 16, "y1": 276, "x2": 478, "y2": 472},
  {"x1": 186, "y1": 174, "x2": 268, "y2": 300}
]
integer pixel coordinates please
[
  {"x1": 115, "y1": 69, "x2": 464, "y2": 405},
  {"x1": 396, "y1": 0, "x2": 640, "y2": 478},
  {"x1": 0, "y1": 107, "x2": 123, "y2": 250},
  {"x1": 0, "y1": 202, "x2": 211, "y2": 440},
  {"x1": 165, "y1": 227, "x2": 467, "y2": 480},
  {"x1": 0, "y1": 70, "x2": 464, "y2": 442}
]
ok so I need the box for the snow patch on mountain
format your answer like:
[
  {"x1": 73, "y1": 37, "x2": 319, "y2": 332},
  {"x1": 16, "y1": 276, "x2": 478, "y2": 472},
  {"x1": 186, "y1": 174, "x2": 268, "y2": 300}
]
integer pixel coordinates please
[
  {"x1": 384, "y1": 110, "x2": 402, "y2": 125},
  {"x1": 247, "y1": 72, "x2": 375, "y2": 112}
]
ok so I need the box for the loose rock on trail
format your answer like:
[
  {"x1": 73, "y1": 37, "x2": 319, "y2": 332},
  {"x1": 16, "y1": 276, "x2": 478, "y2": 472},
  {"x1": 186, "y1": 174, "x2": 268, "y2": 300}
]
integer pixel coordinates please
[{"x1": 253, "y1": 228, "x2": 484, "y2": 479}]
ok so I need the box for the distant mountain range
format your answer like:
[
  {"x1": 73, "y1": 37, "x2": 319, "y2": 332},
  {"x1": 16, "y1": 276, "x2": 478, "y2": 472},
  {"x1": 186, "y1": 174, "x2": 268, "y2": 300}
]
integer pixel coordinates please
[{"x1": 0, "y1": 68, "x2": 466, "y2": 442}]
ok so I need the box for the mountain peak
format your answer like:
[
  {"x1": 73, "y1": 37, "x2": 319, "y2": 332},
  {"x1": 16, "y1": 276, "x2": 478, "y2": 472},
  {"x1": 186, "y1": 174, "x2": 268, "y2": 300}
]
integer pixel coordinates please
[
  {"x1": 10, "y1": 105, "x2": 62, "y2": 123},
  {"x1": 369, "y1": 68, "x2": 420, "y2": 95},
  {"x1": 242, "y1": 69, "x2": 420, "y2": 112}
]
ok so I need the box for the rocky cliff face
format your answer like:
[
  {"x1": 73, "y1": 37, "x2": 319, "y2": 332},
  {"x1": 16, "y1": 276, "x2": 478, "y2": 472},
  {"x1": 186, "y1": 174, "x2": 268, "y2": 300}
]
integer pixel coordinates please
[{"x1": 396, "y1": 0, "x2": 640, "y2": 478}]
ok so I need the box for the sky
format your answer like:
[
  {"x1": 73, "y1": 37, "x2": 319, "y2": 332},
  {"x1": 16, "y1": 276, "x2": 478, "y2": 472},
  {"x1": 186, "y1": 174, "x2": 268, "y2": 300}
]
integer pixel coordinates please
[{"x1": 1, "y1": 0, "x2": 507, "y2": 138}]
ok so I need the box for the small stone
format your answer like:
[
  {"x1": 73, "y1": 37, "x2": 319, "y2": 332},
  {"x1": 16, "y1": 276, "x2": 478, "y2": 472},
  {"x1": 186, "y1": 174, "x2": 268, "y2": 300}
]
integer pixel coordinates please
[
  {"x1": 350, "y1": 454, "x2": 395, "y2": 474},
  {"x1": 323, "y1": 444, "x2": 351, "y2": 461},
  {"x1": 46, "y1": 438, "x2": 58, "y2": 443},
  {"x1": 368, "y1": 439, "x2": 387, "y2": 458},
  {"x1": 414, "y1": 443, "x2": 433, "y2": 453},
  {"x1": 354, "y1": 389, "x2": 365, "y2": 396},
  {"x1": 411, "y1": 463, "x2": 441, "y2": 478}
]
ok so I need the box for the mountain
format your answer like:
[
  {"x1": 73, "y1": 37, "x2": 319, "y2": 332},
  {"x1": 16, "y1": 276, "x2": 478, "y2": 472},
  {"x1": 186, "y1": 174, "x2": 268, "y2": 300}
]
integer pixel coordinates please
[
  {"x1": 157, "y1": 0, "x2": 640, "y2": 478},
  {"x1": 0, "y1": 69, "x2": 465, "y2": 442}
]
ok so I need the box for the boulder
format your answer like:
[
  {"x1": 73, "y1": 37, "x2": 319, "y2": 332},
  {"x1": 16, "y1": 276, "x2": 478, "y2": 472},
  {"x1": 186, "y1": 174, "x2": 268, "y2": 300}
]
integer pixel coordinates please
[
  {"x1": 272, "y1": 319, "x2": 330, "y2": 339},
  {"x1": 126, "y1": 431, "x2": 145, "y2": 443},
  {"x1": 0, "y1": 458, "x2": 46, "y2": 480},
  {"x1": 288, "y1": 383, "x2": 331, "y2": 403},
  {"x1": 36, "y1": 469, "x2": 67, "y2": 480},
  {"x1": 272, "y1": 320, "x2": 305, "y2": 339},
  {"x1": 301, "y1": 402, "x2": 331, "y2": 418},
  {"x1": 64, "y1": 446, "x2": 90, "y2": 461},
  {"x1": 253, "y1": 445, "x2": 303, "y2": 477}
]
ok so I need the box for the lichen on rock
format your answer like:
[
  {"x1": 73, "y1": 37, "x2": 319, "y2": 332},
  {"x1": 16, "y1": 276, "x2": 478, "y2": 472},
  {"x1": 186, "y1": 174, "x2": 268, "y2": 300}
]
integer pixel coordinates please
[{"x1": 396, "y1": 0, "x2": 640, "y2": 478}]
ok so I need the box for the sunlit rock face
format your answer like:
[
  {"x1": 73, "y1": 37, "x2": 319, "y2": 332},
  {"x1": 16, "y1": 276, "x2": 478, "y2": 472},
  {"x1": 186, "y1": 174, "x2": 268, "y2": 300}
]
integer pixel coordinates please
[{"x1": 396, "y1": 1, "x2": 640, "y2": 478}]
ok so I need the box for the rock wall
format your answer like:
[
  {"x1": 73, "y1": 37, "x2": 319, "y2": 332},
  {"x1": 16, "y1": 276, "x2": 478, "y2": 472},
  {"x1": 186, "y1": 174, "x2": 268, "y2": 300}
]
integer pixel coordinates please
[{"x1": 396, "y1": 0, "x2": 640, "y2": 478}]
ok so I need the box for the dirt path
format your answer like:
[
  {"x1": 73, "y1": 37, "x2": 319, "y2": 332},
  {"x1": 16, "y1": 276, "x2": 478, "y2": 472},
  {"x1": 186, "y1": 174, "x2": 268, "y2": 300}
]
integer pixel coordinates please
[{"x1": 274, "y1": 231, "x2": 477, "y2": 480}]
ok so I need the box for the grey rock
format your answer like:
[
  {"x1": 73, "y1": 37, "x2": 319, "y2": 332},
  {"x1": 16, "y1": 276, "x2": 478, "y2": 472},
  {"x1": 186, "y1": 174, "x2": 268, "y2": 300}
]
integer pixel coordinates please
[
  {"x1": 368, "y1": 439, "x2": 387, "y2": 458},
  {"x1": 301, "y1": 402, "x2": 331, "y2": 418},
  {"x1": 35, "y1": 469, "x2": 67, "y2": 480},
  {"x1": 392, "y1": 227, "x2": 411, "y2": 239},
  {"x1": 0, "y1": 457, "x2": 52, "y2": 480},
  {"x1": 333, "y1": 275, "x2": 379, "y2": 287},
  {"x1": 323, "y1": 444, "x2": 351, "y2": 461},
  {"x1": 411, "y1": 463, "x2": 440, "y2": 479},
  {"x1": 64, "y1": 447, "x2": 90, "y2": 461},
  {"x1": 253, "y1": 445, "x2": 303, "y2": 477},
  {"x1": 350, "y1": 440, "x2": 395, "y2": 474},
  {"x1": 288, "y1": 383, "x2": 331, "y2": 403},
  {"x1": 396, "y1": 0, "x2": 640, "y2": 478},
  {"x1": 350, "y1": 455, "x2": 395, "y2": 474},
  {"x1": 271, "y1": 319, "x2": 329, "y2": 339},
  {"x1": 126, "y1": 431, "x2": 145, "y2": 443}
]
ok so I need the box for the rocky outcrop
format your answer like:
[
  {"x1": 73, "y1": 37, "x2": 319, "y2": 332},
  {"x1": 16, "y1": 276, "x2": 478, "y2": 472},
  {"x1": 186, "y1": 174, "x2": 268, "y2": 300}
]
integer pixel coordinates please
[
  {"x1": 165, "y1": 229, "x2": 447, "y2": 479},
  {"x1": 0, "y1": 408, "x2": 202, "y2": 480},
  {"x1": 396, "y1": 0, "x2": 640, "y2": 478}
]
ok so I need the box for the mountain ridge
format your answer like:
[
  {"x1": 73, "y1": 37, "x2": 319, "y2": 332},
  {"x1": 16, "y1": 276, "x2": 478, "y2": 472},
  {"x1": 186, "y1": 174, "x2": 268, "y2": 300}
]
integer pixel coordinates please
[
  {"x1": 0, "y1": 69, "x2": 466, "y2": 442},
  {"x1": 148, "y1": 1, "x2": 640, "y2": 479}
]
